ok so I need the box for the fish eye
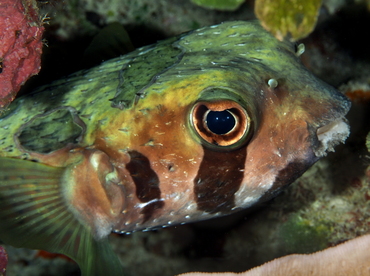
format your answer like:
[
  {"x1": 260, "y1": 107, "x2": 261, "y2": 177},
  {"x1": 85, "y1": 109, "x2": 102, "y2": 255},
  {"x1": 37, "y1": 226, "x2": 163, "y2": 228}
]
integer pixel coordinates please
[
  {"x1": 190, "y1": 100, "x2": 252, "y2": 150},
  {"x1": 205, "y1": 110, "x2": 236, "y2": 135}
]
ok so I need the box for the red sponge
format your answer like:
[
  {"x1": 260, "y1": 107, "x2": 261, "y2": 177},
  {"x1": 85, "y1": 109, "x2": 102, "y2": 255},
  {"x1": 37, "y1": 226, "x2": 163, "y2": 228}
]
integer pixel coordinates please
[{"x1": 0, "y1": 0, "x2": 44, "y2": 109}]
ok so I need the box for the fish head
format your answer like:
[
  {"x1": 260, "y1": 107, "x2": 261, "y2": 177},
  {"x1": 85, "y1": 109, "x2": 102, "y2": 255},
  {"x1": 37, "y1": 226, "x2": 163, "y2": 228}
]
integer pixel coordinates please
[{"x1": 92, "y1": 21, "x2": 351, "y2": 233}]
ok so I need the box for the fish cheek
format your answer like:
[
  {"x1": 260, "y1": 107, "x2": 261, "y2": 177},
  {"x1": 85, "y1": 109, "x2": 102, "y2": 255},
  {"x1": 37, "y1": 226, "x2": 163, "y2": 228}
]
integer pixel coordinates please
[{"x1": 120, "y1": 103, "x2": 205, "y2": 226}]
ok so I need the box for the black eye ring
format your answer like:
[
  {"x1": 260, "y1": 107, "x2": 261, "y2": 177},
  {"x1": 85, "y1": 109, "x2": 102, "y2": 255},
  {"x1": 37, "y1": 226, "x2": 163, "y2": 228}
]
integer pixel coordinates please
[{"x1": 190, "y1": 100, "x2": 252, "y2": 150}]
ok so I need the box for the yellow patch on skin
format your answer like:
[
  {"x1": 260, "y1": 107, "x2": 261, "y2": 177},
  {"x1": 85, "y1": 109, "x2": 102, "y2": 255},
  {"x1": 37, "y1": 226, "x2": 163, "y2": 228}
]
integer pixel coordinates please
[{"x1": 96, "y1": 70, "x2": 235, "y2": 153}]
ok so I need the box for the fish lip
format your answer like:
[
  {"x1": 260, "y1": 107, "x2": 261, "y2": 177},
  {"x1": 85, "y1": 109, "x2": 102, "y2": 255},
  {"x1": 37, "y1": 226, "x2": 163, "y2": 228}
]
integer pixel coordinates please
[{"x1": 314, "y1": 117, "x2": 350, "y2": 157}]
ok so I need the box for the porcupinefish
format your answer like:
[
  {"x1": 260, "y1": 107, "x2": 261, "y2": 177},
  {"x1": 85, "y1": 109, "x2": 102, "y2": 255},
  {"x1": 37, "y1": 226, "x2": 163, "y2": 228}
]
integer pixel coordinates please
[{"x1": 0, "y1": 21, "x2": 350, "y2": 275}]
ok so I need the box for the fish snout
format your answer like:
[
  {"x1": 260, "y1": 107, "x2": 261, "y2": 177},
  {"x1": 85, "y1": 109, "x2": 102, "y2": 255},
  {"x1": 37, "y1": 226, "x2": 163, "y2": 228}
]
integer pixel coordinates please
[{"x1": 310, "y1": 88, "x2": 351, "y2": 158}]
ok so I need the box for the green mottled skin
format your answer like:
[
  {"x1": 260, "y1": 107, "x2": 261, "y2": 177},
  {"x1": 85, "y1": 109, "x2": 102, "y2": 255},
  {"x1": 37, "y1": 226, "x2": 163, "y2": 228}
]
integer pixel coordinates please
[
  {"x1": 0, "y1": 21, "x2": 346, "y2": 158},
  {"x1": 0, "y1": 53, "x2": 126, "y2": 156}
]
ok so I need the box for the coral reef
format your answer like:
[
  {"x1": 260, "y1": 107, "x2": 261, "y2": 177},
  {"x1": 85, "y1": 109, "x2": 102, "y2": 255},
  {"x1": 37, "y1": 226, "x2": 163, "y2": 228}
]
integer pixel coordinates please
[
  {"x1": 0, "y1": 0, "x2": 44, "y2": 109},
  {"x1": 38, "y1": 0, "x2": 254, "y2": 40}
]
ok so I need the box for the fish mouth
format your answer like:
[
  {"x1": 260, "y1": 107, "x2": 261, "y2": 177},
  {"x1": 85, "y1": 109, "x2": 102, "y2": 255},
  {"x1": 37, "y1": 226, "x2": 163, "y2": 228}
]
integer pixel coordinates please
[{"x1": 314, "y1": 118, "x2": 350, "y2": 157}]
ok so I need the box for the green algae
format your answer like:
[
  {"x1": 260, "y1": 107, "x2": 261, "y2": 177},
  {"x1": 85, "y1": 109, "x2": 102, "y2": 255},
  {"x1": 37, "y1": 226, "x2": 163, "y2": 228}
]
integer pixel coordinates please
[
  {"x1": 255, "y1": 0, "x2": 321, "y2": 41},
  {"x1": 190, "y1": 0, "x2": 245, "y2": 11},
  {"x1": 279, "y1": 214, "x2": 329, "y2": 254}
]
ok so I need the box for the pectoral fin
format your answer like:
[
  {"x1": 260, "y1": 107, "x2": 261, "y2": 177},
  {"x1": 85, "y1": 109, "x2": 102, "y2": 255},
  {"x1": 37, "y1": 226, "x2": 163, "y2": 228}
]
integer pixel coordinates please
[{"x1": 0, "y1": 157, "x2": 124, "y2": 276}]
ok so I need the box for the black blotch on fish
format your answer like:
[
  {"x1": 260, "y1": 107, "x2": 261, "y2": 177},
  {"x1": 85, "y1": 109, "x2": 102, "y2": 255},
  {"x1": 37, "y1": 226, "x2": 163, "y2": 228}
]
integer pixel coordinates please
[
  {"x1": 126, "y1": 150, "x2": 164, "y2": 222},
  {"x1": 194, "y1": 146, "x2": 247, "y2": 213}
]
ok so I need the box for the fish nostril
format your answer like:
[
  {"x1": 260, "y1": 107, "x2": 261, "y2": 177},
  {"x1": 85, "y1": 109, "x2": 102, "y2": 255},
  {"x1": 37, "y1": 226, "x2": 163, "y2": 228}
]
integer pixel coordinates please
[{"x1": 167, "y1": 163, "x2": 175, "y2": 172}]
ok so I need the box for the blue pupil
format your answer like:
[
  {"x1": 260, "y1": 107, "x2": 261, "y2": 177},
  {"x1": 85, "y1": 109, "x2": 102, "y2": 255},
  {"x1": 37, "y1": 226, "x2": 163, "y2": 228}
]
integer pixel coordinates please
[{"x1": 206, "y1": 110, "x2": 236, "y2": 135}]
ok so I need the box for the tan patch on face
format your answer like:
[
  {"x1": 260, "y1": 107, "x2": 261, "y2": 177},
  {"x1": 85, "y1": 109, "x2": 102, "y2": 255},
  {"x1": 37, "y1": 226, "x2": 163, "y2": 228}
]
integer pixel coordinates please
[{"x1": 126, "y1": 90, "x2": 204, "y2": 206}]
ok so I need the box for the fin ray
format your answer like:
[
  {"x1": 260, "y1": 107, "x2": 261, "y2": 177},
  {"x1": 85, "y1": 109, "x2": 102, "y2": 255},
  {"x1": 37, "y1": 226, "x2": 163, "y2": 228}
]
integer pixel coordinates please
[{"x1": 0, "y1": 157, "x2": 124, "y2": 275}]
